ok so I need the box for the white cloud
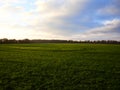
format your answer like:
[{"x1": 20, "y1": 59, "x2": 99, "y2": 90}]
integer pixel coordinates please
[
  {"x1": 0, "y1": 0, "x2": 89, "y2": 39},
  {"x1": 0, "y1": 0, "x2": 25, "y2": 4},
  {"x1": 35, "y1": 0, "x2": 88, "y2": 16},
  {"x1": 30, "y1": 0, "x2": 89, "y2": 37},
  {"x1": 103, "y1": 19, "x2": 120, "y2": 26},
  {"x1": 73, "y1": 19, "x2": 120, "y2": 40},
  {"x1": 0, "y1": 0, "x2": 119, "y2": 40}
]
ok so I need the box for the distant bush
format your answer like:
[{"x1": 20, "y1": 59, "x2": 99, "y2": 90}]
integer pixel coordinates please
[{"x1": 0, "y1": 38, "x2": 120, "y2": 44}]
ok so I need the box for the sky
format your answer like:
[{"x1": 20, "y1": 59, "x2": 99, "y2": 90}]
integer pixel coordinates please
[{"x1": 0, "y1": 0, "x2": 120, "y2": 40}]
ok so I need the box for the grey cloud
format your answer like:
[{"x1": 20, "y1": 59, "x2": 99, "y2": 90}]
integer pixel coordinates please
[
  {"x1": 98, "y1": 6, "x2": 120, "y2": 15},
  {"x1": 98, "y1": 0, "x2": 120, "y2": 15}
]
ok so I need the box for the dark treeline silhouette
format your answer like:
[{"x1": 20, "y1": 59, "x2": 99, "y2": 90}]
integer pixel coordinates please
[{"x1": 0, "y1": 38, "x2": 120, "y2": 44}]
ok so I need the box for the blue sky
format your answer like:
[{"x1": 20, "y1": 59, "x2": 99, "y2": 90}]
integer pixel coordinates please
[{"x1": 0, "y1": 0, "x2": 120, "y2": 40}]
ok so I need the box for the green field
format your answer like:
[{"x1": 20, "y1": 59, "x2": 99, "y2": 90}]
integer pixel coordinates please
[{"x1": 0, "y1": 44, "x2": 120, "y2": 90}]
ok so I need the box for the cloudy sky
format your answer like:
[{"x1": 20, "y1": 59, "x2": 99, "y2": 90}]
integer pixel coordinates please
[{"x1": 0, "y1": 0, "x2": 120, "y2": 40}]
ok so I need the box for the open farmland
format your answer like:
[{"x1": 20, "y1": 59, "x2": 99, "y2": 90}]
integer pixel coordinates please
[{"x1": 0, "y1": 44, "x2": 120, "y2": 90}]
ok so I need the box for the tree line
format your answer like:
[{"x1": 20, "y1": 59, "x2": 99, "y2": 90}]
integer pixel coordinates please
[{"x1": 0, "y1": 38, "x2": 120, "y2": 44}]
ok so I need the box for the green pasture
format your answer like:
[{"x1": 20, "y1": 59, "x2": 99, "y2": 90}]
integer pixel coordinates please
[{"x1": 0, "y1": 44, "x2": 120, "y2": 90}]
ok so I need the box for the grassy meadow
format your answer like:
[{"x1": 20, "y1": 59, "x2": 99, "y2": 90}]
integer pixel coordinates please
[{"x1": 0, "y1": 43, "x2": 120, "y2": 90}]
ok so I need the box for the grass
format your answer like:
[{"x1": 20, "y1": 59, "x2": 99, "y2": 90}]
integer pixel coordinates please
[{"x1": 0, "y1": 43, "x2": 120, "y2": 90}]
